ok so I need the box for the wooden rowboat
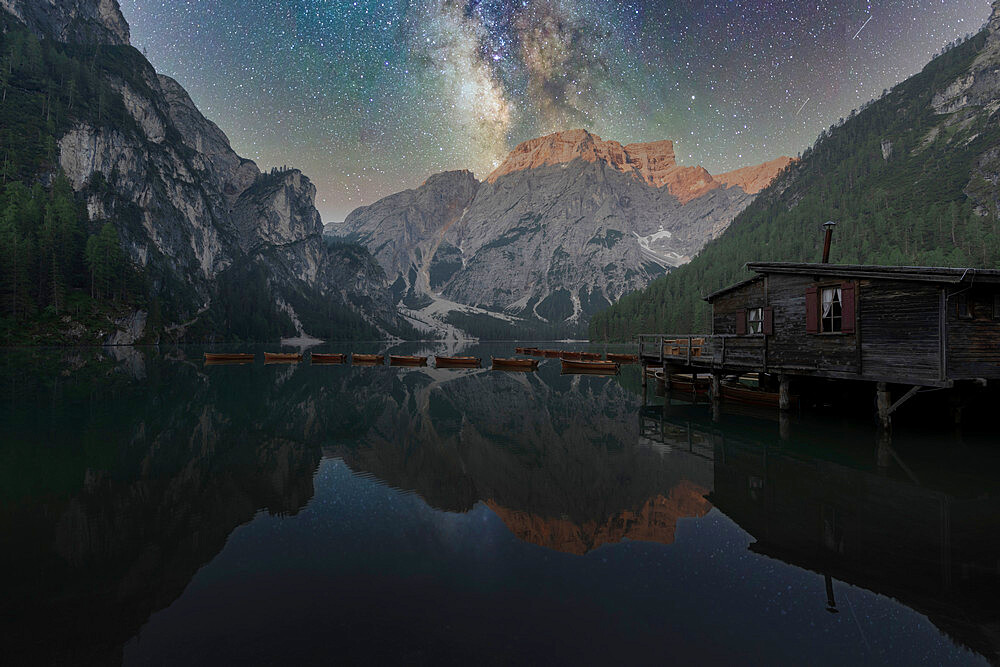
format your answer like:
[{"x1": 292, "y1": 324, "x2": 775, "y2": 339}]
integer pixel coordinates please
[
  {"x1": 668, "y1": 373, "x2": 711, "y2": 395},
  {"x1": 606, "y1": 353, "x2": 639, "y2": 364},
  {"x1": 389, "y1": 355, "x2": 428, "y2": 367},
  {"x1": 204, "y1": 353, "x2": 254, "y2": 363},
  {"x1": 580, "y1": 352, "x2": 602, "y2": 361},
  {"x1": 514, "y1": 347, "x2": 529, "y2": 354},
  {"x1": 542, "y1": 349, "x2": 562, "y2": 358},
  {"x1": 721, "y1": 382, "x2": 798, "y2": 408},
  {"x1": 492, "y1": 357, "x2": 539, "y2": 371},
  {"x1": 264, "y1": 352, "x2": 302, "y2": 363},
  {"x1": 351, "y1": 354, "x2": 384, "y2": 365},
  {"x1": 560, "y1": 351, "x2": 582, "y2": 360},
  {"x1": 527, "y1": 348, "x2": 544, "y2": 356},
  {"x1": 435, "y1": 356, "x2": 481, "y2": 368},
  {"x1": 311, "y1": 353, "x2": 346, "y2": 364},
  {"x1": 561, "y1": 359, "x2": 619, "y2": 374}
]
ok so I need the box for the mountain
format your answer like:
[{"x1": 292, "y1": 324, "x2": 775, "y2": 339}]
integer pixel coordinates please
[
  {"x1": 337, "y1": 129, "x2": 791, "y2": 338},
  {"x1": 591, "y1": 3, "x2": 1000, "y2": 341},
  {"x1": 0, "y1": 0, "x2": 412, "y2": 344}
]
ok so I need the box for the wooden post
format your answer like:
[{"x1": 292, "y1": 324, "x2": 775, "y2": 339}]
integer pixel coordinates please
[
  {"x1": 691, "y1": 372, "x2": 698, "y2": 399},
  {"x1": 641, "y1": 364, "x2": 648, "y2": 388},
  {"x1": 779, "y1": 375, "x2": 791, "y2": 412},
  {"x1": 663, "y1": 365, "x2": 672, "y2": 391},
  {"x1": 779, "y1": 411, "x2": 791, "y2": 441},
  {"x1": 877, "y1": 382, "x2": 891, "y2": 430},
  {"x1": 711, "y1": 371, "x2": 722, "y2": 403}
]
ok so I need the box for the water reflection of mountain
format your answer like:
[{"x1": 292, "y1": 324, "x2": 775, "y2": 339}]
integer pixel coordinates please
[
  {"x1": 0, "y1": 349, "x2": 326, "y2": 666},
  {"x1": 330, "y1": 361, "x2": 714, "y2": 554},
  {"x1": 643, "y1": 401, "x2": 1000, "y2": 665}
]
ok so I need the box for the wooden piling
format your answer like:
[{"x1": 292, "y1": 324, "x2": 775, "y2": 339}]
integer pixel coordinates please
[{"x1": 779, "y1": 375, "x2": 791, "y2": 412}]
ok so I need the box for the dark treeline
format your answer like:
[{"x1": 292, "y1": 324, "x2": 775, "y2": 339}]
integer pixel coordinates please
[{"x1": 590, "y1": 29, "x2": 1000, "y2": 341}]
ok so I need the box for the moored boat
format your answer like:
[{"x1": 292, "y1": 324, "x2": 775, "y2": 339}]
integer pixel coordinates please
[
  {"x1": 542, "y1": 349, "x2": 562, "y2": 358},
  {"x1": 204, "y1": 353, "x2": 254, "y2": 363},
  {"x1": 605, "y1": 353, "x2": 639, "y2": 364},
  {"x1": 527, "y1": 348, "x2": 544, "y2": 356},
  {"x1": 667, "y1": 373, "x2": 711, "y2": 395},
  {"x1": 264, "y1": 352, "x2": 302, "y2": 363},
  {"x1": 389, "y1": 355, "x2": 428, "y2": 367},
  {"x1": 561, "y1": 359, "x2": 619, "y2": 374},
  {"x1": 721, "y1": 382, "x2": 798, "y2": 408},
  {"x1": 311, "y1": 353, "x2": 346, "y2": 364},
  {"x1": 580, "y1": 352, "x2": 602, "y2": 361},
  {"x1": 351, "y1": 354, "x2": 385, "y2": 365},
  {"x1": 491, "y1": 357, "x2": 539, "y2": 371},
  {"x1": 434, "y1": 356, "x2": 481, "y2": 368},
  {"x1": 560, "y1": 351, "x2": 582, "y2": 360}
]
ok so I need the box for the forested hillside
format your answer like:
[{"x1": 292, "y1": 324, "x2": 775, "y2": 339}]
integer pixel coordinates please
[
  {"x1": 590, "y1": 28, "x2": 1000, "y2": 341},
  {"x1": 0, "y1": 16, "x2": 148, "y2": 343}
]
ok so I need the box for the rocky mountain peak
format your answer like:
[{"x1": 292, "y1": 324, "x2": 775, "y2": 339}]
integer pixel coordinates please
[
  {"x1": 1, "y1": 0, "x2": 130, "y2": 45},
  {"x1": 716, "y1": 156, "x2": 796, "y2": 194},
  {"x1": 485, "y1": 128, "x2": 791, "y2": 204}
]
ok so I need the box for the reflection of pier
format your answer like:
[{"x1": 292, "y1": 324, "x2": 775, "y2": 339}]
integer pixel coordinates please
[{"x1": 640, "y1": 402, "x2": 1000, "y2": 664}]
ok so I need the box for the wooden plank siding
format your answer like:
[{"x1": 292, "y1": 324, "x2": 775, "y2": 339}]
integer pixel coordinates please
[
  {"x1": 947, "y1": 288, "x2": 1000, "y2": 379},
  {"x1": 859, "y1": 280, "x2": 943, "y2": 384},
  {"x1": 643, "y1": 263, "x2": 1000, "y2": 388}
]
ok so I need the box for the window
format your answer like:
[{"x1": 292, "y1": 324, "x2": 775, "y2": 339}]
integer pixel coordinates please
[
  {"x1": 957, "y1": 293, "x2": 971, "y2": 320},
  {"x1": 821, "y1": 286, "x2": 842, "y2": 332},
  {"x1": 747, "y1": 307, "x2": 763, "y2": 334}
]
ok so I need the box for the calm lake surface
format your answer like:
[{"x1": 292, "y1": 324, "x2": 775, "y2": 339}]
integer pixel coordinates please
[{"x1": 1, "y1": 342, "x2": 998, "y2": 666}]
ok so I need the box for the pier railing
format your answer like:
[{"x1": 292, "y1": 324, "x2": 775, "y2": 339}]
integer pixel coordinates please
[{"x1": 637, "y1": 334, "x2": 767, "y2": 368}]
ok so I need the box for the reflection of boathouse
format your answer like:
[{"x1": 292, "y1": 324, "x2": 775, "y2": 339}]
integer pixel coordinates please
[{"x1": 641, "y1": 403, "x2": 1000, "y2": 664}]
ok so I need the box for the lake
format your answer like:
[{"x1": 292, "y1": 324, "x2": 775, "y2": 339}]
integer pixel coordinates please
[{"x1": 1, "y1": 343, "x2": 998, "y2": 666}]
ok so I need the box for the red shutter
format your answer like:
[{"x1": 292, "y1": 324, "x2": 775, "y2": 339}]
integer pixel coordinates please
[
  {"x1": 841, "y1": 282, "x2": 856, "y2": 333},
  {"x1": 763, "y1": 307, "x2": 774, "y2": 335},
  {"x1": 735, "y1": 310, "x2": 747, "y2": 335},
  {"x1": 805, "y1": 287, "x2": 819, "y2": 333}
]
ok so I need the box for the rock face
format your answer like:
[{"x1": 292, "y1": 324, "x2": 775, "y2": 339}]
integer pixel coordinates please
[
  {"x1": 0, "y1": 0, "x2": 128, "y2": 45},
  {"x1": 340, "y1": 129, "x2": 791, "y2": 334},
  {"x1": 8, "y1": 0, "x2": 406, "y2": 340},
  {"x1": 932, "y1": 0, "x2": 1000, "y2": 217}
]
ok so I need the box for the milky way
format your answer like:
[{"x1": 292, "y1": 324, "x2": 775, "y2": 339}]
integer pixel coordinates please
[{"x1": 121, "y1": 1, "x2": 992, "y2": 220}]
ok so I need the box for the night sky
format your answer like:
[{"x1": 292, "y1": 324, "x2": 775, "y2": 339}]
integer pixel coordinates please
[{"x1": 120, "y1": 1, "x2": 993, "y2": 221}]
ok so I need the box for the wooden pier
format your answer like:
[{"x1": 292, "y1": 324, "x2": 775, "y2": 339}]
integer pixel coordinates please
[{"x1": 639, "y1": 262, "x2": 1000, "y2": 428}]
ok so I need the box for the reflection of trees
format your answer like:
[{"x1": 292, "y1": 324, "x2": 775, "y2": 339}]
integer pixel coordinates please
[{"x1": 1, "y1": 350, "x2": 335, "y2": 666}]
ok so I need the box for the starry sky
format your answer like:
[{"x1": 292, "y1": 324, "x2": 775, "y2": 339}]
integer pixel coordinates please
[{"x1": 119, "y1": 1, "x2": 993, "y2": 221}]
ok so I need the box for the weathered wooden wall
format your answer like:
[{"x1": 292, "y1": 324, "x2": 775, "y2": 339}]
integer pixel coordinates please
[
  {"x1": 859, "y1": 280, "x2": 943, "y2": 384},
  {"x1": 947, "y1": 287, "x2": 1000, "y2": 379}
]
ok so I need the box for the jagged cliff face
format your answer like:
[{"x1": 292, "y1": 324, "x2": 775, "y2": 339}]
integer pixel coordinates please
[
  {"x1": 0, "y1": 0, "x2": 129, "y2": 45},
  {"x1": 933, "y1": 0, "x2": 1000, "y2": 218},
  {"x1": 340, "y1": 129, "x2": 791, "y2": 333},
  {"x1": 7, "y1": 0, "x2": 405, "y2": 340}
]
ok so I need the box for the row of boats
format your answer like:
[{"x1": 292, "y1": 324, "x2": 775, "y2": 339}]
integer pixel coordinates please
[
  {"x1": 514, "y1": 347, "x2": 639, "y2": 364},
  {"x1": 203, "y1": 351, "x2": 628, "y2": 373},
  {"x1": 648, "y1": 370, "x2": 799, "y2": 408}
]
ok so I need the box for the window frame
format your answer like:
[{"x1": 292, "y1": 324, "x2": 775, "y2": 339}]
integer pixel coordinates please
[
  {"x1": 820, "y1": 285, "x2": 843, "y2": 334},
  {"x1": 747, "y1": 307, "x2": 764, "y2": 334}
]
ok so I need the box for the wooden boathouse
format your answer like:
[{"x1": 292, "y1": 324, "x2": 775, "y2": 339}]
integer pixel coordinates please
[{"x1": 639, "y1": 262, "x2": 1000, "y2": 427}]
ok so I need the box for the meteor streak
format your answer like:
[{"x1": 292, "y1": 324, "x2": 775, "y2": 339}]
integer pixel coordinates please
[{"x1": 853, "y1": 15, "x2": 873, "y2": 39}]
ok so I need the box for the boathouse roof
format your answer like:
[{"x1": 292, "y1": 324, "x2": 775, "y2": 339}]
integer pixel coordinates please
[{"x1": 704, "y1": 263, "x2": 1000, "y2": 302}]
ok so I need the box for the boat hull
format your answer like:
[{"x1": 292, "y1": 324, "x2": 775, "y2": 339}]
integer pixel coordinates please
[
  {"x1": 561, "y1": 359, "x2": 619, "y2": 374},
  {"x1": 204, "y1": 353, "x2": 254, "y2": 363},
  {"x1": 352, "y1": 354, "x2": 385, "y2": 366},
  {"x1": 264, "y1": 353, "x2": 302, "y2": 363},
  {"x1": 311, "y1": 353, "x2": 346, "y2": 364}
]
